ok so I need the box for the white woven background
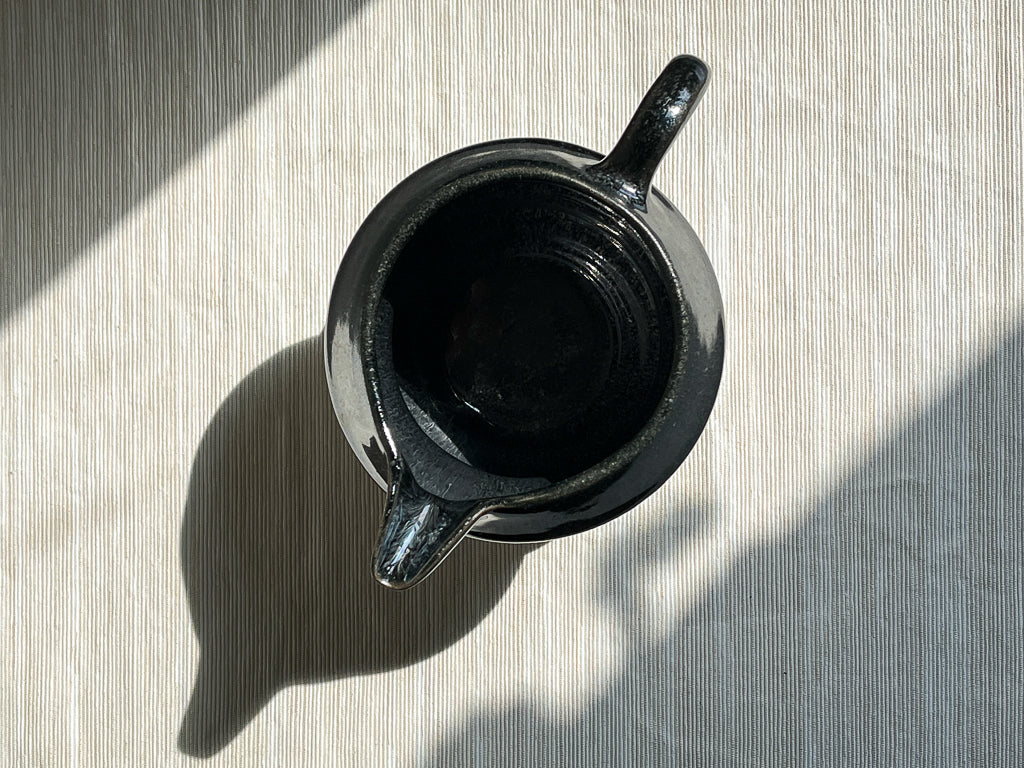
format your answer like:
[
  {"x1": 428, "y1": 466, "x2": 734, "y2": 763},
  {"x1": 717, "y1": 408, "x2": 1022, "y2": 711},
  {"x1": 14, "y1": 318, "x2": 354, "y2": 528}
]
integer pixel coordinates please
[{"x1": 3, "y1": 1, "x2": 1022, "y2": 764}]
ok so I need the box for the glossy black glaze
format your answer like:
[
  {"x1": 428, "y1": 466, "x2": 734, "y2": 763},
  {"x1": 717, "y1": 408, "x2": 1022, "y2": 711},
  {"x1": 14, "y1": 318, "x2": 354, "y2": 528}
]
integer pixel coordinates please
[
  {"x1": 384, "y1": 178, "x2": 676, "y2": 481},
  {"x1": 325, "y1": 56, "x2": 724, "y2": 588},
  {"x1": 593, "y1": 56, "x2": 709, "y2": 207}
]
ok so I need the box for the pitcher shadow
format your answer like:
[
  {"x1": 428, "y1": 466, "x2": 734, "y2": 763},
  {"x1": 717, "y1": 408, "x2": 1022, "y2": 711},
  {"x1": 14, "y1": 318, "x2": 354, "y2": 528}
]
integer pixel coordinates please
[
  {"x1": 421, "y1": 320, "x2": 1024, "y2": 765},
  {"x1": 178, "y1": 335, "x2": 533, "y2": 757}
]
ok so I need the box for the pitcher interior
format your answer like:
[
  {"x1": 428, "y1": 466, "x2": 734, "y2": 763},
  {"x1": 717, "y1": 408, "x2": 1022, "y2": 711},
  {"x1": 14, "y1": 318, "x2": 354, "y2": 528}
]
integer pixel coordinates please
[{"x1": 376, "y1": 177, "x2": 677, "y2": 484}]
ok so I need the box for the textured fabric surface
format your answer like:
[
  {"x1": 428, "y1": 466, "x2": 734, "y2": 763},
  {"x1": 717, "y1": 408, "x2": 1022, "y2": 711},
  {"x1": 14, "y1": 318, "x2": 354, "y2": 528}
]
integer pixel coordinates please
[{"x1": 2, "y1": 1, "x2": 1022, "y2": 764}]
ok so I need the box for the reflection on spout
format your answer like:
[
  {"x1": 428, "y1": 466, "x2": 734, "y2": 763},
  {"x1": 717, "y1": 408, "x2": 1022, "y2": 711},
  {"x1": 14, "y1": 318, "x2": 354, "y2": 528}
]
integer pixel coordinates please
[{"x1": 374, "y1": 461, "x2": 484, "y2": 589}]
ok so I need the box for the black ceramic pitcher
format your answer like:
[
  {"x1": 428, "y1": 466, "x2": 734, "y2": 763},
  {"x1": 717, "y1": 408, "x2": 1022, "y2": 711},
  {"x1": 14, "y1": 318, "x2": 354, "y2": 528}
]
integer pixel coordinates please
[{"x1": 325, "y1": 55, "x2": 724, "y2": 589}]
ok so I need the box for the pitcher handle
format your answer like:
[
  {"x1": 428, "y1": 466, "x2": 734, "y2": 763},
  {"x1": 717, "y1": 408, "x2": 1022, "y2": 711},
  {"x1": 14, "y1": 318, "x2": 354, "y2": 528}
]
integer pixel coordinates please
[{"x1": 591, "y1": 55, "x2": 710, "y2": 208}]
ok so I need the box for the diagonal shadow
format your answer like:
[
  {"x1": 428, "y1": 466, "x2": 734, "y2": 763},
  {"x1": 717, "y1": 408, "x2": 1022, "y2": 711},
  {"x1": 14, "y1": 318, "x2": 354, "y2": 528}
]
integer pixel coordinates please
[
  {"x1": 179, "y1": 335, "x2": 533, "y2": 757},
  {"x1": 421, "y1": 319, "x2": 1024, "y2": 766},
  {"x1": 0, "y1": 0, "x2": 373, "y2": 324}
]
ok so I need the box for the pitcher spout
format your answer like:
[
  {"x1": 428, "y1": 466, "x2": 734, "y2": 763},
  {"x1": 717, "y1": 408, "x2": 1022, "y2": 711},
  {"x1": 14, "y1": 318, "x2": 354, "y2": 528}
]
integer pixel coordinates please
[{"x1": 373, "y1": 461, "x2": 485, "y2": 589}]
